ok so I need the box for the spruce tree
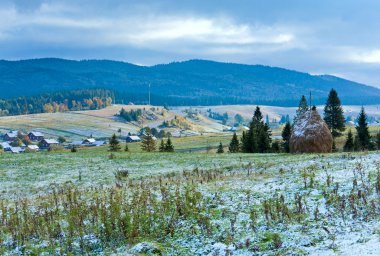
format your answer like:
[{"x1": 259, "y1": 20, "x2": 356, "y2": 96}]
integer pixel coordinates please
[
  {"x1": 217, "y1": 142, "x2": 224, "y2": 153},
  {"x1": 356, "y1": 107, "x2": 371, "y2": 150},
  {"x1": 109, "y1": 134, "x2": 121, "y2": 152},
  {"x1": 241, "y1": 131, "x2": 249, "y2": 152},
  {"x1": 124, "y1": 144, "x2": 129, "y2": 152},
  {"x1": 229, "y1": 132, "x2": 240, "y2": 153},
  {"x1": 323, "y1": 89, "x2": 345, "y2": 140},
  {"x1": 242, "y1": 106, "x2": 272, "y2": 153},
  {"x1": 258, "y1": 123, "x2": 271, "y2": 153},
  {"x1": 159, "y1": 139, "x2": 166, "y2": 152},
  {"x1": 246, "y1": 120, "x2": 258, "y2": 153},
  {"x1": 141, "y1": 133, "x2": 156, "y2": 152},
  {"x1": 343, "y1": 129, "x2": 354, "y2": 152},
  {"x1": 376, "y1": 132, "x2": 380, "y2": 150},
  {"x1": 293, "y1": 95, "x2": 309, "y2": 124},
  {"x1": 281, "y1": 121, "x2": 292, "y2": 153},
  {"x1": 165, "y1": 137, "x2": 174, "y2": 152},
  {"x1": 271, "y1": 140, "x2": 281, "y2": 153}
]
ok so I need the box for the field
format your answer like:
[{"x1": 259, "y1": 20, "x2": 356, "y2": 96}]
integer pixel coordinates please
[
  {"x1": 0, "y1": 146, "x2": 380, "y2": 255},
  {"x1": 0, "y1": 105, "x2": 380, "y2": 255},
  {"x1": 0, "y1": 104, "x2": 379, "y2": 143}
]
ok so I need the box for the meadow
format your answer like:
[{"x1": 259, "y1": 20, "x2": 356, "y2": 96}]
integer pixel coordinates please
[{"x1": 0, "y1": 146, "x2": 379, "y2": 255}]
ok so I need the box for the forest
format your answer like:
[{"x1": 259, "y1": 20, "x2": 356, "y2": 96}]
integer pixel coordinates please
[{"x1": 0, "y1": 89, "x2": 114, "y2": 116}]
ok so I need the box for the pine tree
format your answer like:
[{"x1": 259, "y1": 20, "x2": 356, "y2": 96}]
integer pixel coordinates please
[
  {"x1": 356, "y1": 107, "x2": 371, "y2": 150},
  {"x1": 124, "y1": 144, "x2": 129, "y2": 152},
  {"x1": 241, "y1": 131, "x2": 249, "y2": 152},
  {"x1": 217, "y1": 142, "x2": 224, "y2": 153},
  {"x1": 281, "y1": 121, "x2": 292, "y2": 153},
  {"x1": 324, "y1": 89, "x2": 345, "y2": 140},
  {"x1": 246, "y1": 120, "x2": 258, "y2": 153},
  {"x1": 242, "y1": 106, "x2": 272, "y2": 153},
  {"x1": 293, "y1": 95, "x2": 309, "y2": 124},
  {"x1": 376, "y1": 132, "x2": 380, "y2": 150},
  {"x1": 229, "y1": 132, "x2": 240, "y2": 153},
  {"x1": 165, "y1": 137, "x2": 175, "y2": 152},
  {"x1": 141, "y1": 133, "x2": 156, "y2": 152},
  {"x1": 258, "y1": 123, "x2": 271, "y2": 153},
  {"x1": 271, "y1": 140, "x2": 281, "y2": 153},
  {"x1": 343, "y1": 129, "x2": 354, "y2": 152},
  {"x1": 159, "y1": 139, "x2": 166, "y2": 152},
  {"x1": 109, "y1": 134, "x2": 121, "y2": 152}
]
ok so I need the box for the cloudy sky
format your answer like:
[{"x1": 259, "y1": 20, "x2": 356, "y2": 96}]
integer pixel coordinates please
[{"x1": 1, "y1": 0, "x2": 380, "y2": 88}]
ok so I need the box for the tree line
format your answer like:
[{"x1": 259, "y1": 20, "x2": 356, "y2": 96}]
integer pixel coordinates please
[
  {"x1": 227, "y1": 89, "x2": 380, "y2": 154},
  {"x1": 0, "y1": 89, "x2": 114, "y2": 116}
]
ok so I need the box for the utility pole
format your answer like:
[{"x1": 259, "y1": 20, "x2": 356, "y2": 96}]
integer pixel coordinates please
[
  {"x1": 309, "y1": 91, "x2": 312, "y2": 110},
  {"x1": 148, "y1": 83, "x2": 151, "y2": 106}
]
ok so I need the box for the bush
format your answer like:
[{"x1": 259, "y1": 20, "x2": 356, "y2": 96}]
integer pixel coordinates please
[{"x1": 48, "y1": 145, "x2": 64, "y2": 152}]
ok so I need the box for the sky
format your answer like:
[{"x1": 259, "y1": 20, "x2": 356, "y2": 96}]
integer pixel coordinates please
[{"x1": 1, "y1": 0, "x2": 380, "y2": 88}]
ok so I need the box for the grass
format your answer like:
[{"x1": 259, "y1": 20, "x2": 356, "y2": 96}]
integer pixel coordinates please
[{"x1": 0, "y1": 148, "x2": 379, "y2": 255}]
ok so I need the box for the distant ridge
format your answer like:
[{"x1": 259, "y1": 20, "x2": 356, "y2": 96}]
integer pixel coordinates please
[{"x1": 1, "y1": 58, "x2": 380, "y2": 106}]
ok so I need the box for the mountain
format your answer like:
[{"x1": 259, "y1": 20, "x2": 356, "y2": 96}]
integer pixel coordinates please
[{"x1": 1, "y1": 58, "x2": 380, "y2": 106}]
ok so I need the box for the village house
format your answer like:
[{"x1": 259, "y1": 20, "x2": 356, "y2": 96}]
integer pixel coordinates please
[
  {"x1": 82, "y1": 138, "x2": 96, "y2": 144},
  {"x1": 126, "y1": 135, "x2": 141, "y2": 143},
  {"x1": 27, "y1": 145, "x2": 39, "y2": 151},
  {"x1": 3, "y1": 131, "x2": 18, "y2": 141},
  {"x1": 40, "y1": 139, "x2": 59, "y2": 148},
  {"x1": 9, "y1": 147, "x2": 23, "y2": 154},
  {"x1": 28, "y1": 131, "x2": 44, "y2": 141},
  {"x1": 1, "y1": 142, "x2": 11, "y2": 151}
]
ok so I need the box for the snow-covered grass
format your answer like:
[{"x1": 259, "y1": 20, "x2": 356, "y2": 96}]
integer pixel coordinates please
[{"x1": 0, "y1": 150, "x2": 379, "y2": 255}]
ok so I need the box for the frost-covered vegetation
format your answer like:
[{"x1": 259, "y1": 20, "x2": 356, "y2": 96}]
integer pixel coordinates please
[{"x1": 0, "y1": 150, "x2": 380, "y2": 255}]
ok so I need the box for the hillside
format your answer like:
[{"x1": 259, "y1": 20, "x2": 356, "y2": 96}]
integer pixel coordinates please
[{"x1": 1, "y1": 59, "x2": 380, "y2": 106}]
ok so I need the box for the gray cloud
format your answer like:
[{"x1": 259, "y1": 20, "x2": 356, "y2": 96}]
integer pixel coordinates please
[{"x1": 1, "y1": 0, "x2": 380, "y2": 88}]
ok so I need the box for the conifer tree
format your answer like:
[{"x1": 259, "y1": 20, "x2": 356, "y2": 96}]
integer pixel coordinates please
[
  {"x1": 109, "y1": 134, "x2": 121, "y2": 152},
  {"x1": 165, "y1": 137, "x2": 175, "y2": 152},
  {"x1": 324, "y1": 89, "x2": 345, "y2": 140},
  {"x1": 258, "y1": 123, "x2": 271, "y2": 153},
  {"x1": 242, "y1": 106, "x2": 272, "y2": 153},
  {"x1": 241, "y1": 131, "x2": 248, "y2": 152},
  {"x1": 141, "y1": 133, "x2": 156, "y2": 152},
  {"x1": 159, "y1": 139, "x2": 166, "y2": 152},
  {"x1": 356, "y1": 107, "x2": 371, "y2": 150},
  {"x1": 281, "y1": 121, "x2": 292, "y2": 153},
  {"x1": 217, "y1": 142, "x2": 224, "y2": 153},
  {"x1": 229, "y1": 132, "x2": 240, "y2": 153},
  {"x1": 376, "y1": 132, "x2": 380, "y2": 150},
  {"x1": 246, "y1": 120, "x2": 258, "y2": 153},
  {"x1": 124, "y1": 143, "x2": 129, "y2": 152},
  {"x1": 293, "y1": 95, "x2": 309, "y2": 124},
  {"x1": 343, "y1": 129, "x2": 354, "y2": 152}
]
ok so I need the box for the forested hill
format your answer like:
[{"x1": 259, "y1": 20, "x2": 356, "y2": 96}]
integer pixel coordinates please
[{"x1": 1, "y1": 58, "x2": 380, "y2": 106}]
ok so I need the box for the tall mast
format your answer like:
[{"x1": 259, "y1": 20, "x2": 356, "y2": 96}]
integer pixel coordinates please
[
  {"x1": 309, "y1": 91, "x2": 312, "y2": 110},
  {"x1": 148, "y1": 83, "x2": 151, "y2": 105}
]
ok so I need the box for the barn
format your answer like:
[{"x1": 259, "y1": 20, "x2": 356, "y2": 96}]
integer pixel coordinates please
[
  {"x1": 28, "y1": 131, "x2": 44, "y2": 141},
  {"x1": 3, "y1": 131, "x2": 18, "y2": 141},
  {"x1": 126, "y1": 136, "x2": 141, "y2": 143},
  {"x1": 40, "y1": 139, "x2": 59, "y2": 148}
]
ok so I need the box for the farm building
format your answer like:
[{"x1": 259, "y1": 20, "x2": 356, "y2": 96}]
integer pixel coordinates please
[
  {"x1": 126, "y1": 135, "x2": 141, "y2": 143},
  {"x1": 27, "y1": 145, "x2": 39, "y2": 151},
  {"x1": 82, "y1": 138, "x2": 96, "y2": 144},
  {"x1": 70, "y1": 139, "x2": 106, "y2": 147},
  {"x1": 1, "y1": 142, "x2": 11, "y2": 150},
  {"x1": 40, "y1": 139, "x2": 59, "y2": 148},
  {"x1": 28, "y1": 132, "x2": 44, "y2": 141},
  {"x1": 9, "y1": 147, "x2": 23, "y2": 154},
  {"x1": 3, "y1": 131, "x2": 18, "y2": 141}
]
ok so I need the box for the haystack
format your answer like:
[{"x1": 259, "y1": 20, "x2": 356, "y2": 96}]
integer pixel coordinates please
[{"x1": 290, "y1": 109, "x2": 333, "y2": 153}]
